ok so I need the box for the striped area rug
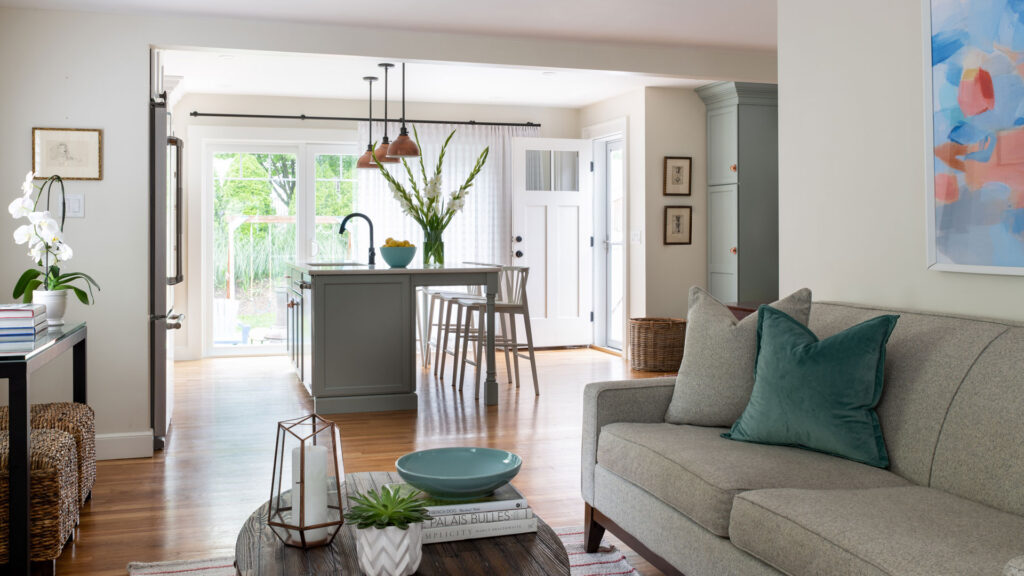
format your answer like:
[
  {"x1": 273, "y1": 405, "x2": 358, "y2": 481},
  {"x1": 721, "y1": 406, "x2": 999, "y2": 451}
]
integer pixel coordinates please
[{"x1": 127, "y1": 527, "x2": 638, "y2": 576}]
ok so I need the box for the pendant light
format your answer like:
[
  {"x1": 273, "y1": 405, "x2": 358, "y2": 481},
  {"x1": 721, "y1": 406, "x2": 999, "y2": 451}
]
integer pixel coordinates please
[
  {"x1": 374, "y1": 63, "x2": 399, "y2": 164},
  {"x1": 387, "y1": 62, "x2": 421, "y2": 158},
  {"x1": 356, "y1": 75, "x2": 379, "y2": 169}
]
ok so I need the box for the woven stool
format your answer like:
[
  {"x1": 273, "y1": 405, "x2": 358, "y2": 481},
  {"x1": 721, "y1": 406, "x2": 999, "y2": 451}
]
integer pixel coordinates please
[
  {"x1": 0, "y1": 402, "x2": 95, "y2": 505},
  {"x1": 0, "y1": 429, "x2": 79, "y2": 564}
]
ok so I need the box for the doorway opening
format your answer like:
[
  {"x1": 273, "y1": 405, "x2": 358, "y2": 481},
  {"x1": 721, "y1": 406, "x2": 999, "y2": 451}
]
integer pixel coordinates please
[{"x1": 592, "y1": 135, "x2": 626, "y2": 351}]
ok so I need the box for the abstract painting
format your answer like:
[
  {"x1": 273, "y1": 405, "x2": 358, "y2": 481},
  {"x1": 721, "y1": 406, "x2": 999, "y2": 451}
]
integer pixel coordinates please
[{"x1": 926, "y1": 0, "x2": 1024, "y2": 274}]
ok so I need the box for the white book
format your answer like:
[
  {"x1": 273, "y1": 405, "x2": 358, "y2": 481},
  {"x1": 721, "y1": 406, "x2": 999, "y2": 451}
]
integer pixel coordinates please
[
  {"x1": 422, "y1": 517, "x2": 538, "y2": 544},
  {"x1": 0, "y1": 304, "x2": 45, "y2": 319},
  {"x1": 424, "y1": 508, "x2": 533, "y2": 530},
  {"x1": 383, "y1": 482, "x2": 528, "y2": 516}
]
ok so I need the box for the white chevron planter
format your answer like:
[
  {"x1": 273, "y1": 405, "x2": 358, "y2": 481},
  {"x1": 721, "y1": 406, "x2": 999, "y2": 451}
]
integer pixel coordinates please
[{"x1": 354, "y1": 524, "x2": 423, "y2": 576}]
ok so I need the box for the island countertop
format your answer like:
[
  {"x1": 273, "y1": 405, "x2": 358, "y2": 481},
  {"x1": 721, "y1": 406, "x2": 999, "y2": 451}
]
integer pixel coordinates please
[{"x1": 292, "y1": 262, "x2": 500, "y2": 276}]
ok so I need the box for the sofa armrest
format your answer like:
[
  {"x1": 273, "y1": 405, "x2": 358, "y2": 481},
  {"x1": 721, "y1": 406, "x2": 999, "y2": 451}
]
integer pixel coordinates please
[
  {"x1": 1006, "y1": 556, "x2": 1024, "y2": 576},
  {"x1": 581, "y1": 377, "x2": 676, "y2": 503}
]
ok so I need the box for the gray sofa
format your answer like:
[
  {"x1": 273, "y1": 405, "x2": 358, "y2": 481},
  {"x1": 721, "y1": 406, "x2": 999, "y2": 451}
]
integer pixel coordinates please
[{"x1": 582, "y1": 302, "x2": 1024, "y2": 576}]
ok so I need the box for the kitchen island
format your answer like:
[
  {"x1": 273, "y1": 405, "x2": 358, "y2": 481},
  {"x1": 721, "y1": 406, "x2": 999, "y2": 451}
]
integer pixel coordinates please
[{"x1": 287, "y1": 263, "x2": 501, "y2": 413}]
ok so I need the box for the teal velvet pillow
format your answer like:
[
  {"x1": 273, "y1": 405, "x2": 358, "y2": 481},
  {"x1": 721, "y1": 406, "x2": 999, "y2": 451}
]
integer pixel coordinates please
[{"x1": 722, "y1": 306, "x2": 898, "y2": 468}]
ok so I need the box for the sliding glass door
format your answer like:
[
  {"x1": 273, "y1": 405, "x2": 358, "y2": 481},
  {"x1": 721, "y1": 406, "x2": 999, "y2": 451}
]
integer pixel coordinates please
[{"x1": 206, "y1": 143, "x2": 360, "y2": 354}]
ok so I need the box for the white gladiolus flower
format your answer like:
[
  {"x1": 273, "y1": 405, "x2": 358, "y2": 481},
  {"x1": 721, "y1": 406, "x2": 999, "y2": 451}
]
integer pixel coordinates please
[
  {"x1": 21, "y1": 171, "x2": 34, "y2": 196},
  {"x1": 13, "y1": 224, "x2": 33, "y2": 245},
  {"x1": 8, "y1": 196, "x2": 33, "y2": 219},
  {"x1": 55, "y1": 242, "x2": 73, "y2": 261}
]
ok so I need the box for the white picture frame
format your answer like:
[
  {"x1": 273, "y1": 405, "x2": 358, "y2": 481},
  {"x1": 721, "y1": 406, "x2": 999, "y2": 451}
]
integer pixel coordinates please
[{"x1": 33, "y1": 127, "x2": 103, "y2": 181}]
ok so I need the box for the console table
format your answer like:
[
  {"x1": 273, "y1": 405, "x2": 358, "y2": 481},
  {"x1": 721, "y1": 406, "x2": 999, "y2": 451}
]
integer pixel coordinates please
[{"x1": 0, "y1": 323, "x2": 87, "y2": 575}]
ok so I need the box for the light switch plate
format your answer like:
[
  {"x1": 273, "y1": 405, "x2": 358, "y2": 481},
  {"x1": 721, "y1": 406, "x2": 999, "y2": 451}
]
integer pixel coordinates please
[
  {"x1": 63, "y1": 193, "x2": 84, "y2": 218},
  {"x1": 630, "y1": 230, "x2": 642, "y2": 244}
]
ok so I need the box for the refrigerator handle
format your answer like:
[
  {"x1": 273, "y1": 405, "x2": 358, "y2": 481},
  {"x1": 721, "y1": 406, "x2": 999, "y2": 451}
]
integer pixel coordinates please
[{"x1": 167, "y1": 135, "x2": 184, "y2": 286}]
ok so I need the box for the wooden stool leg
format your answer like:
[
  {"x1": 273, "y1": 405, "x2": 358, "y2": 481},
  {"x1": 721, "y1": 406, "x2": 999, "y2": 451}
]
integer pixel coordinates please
[
  {"x1": 500, "y1": 312, "x2": 513, "y2": 384},
  {"x1": 438, "y1": 301, "x2": 453, "y2": 379},
  {"x1": 459, "y1": 308, "x2": 474, "y2": 392},
  {"x1": 423, "y1": 294, "x2": 435, "y2": 369},
  {"x1": 474, "y1": 307, "x2": 484, "y2": 397},
  {"x1": 522, "y1": 305, "x2": 540, "y2": 396},
  {"x1": 451, "y1": 305, "x2": 464, "y2": 387},
  {"x1": 509, "y1": 314, "x2": 522, "y2": 389}
]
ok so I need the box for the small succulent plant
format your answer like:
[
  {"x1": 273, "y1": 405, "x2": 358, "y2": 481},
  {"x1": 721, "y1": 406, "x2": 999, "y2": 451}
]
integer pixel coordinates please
[{"x1": 344, "y1": 486, "x2": 431, "y2": 530}]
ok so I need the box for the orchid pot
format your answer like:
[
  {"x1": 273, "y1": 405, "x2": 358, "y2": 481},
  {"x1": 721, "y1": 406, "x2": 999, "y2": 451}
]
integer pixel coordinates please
[{"x1": 32, "y1": 289, "x2": 68, "y2": 326}]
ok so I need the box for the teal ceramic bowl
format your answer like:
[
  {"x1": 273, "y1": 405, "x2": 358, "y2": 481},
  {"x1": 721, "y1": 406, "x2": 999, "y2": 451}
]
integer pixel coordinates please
[
  {"x1": 395, "y1": 447, "x2": 522, "y2": 500},
  {"x1": 379, "y1": 246, "x2": 417, "y2": 268}
]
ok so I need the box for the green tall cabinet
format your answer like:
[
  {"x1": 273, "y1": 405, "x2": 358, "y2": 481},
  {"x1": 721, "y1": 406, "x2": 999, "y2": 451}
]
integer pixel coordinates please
[{"x1": 696, "y1": 82, "x2": 779, "y2": 304}]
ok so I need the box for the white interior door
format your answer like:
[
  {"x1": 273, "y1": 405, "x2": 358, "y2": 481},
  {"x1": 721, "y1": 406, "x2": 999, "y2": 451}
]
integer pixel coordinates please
[{"x1": 512, "y1": 138, "x2": 593, "y2": 347}]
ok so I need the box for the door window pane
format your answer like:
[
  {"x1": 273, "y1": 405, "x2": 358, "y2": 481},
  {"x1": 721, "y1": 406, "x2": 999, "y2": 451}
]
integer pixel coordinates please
[
  {"x1": 212, "y1": 152, "x2": 297, "y2": 347},
  {"x1": 525, "y1": 150, "x2": 551, "y2": 191},
  {"x1": 553, "y1": 151, "x2": 579, "y2": 191},
  {"x1": 313, "y1": 153, "x2": 358, "y2": 261},
  {"x1": 526, "y1": 150, "x2": 579, "y2": 192}
]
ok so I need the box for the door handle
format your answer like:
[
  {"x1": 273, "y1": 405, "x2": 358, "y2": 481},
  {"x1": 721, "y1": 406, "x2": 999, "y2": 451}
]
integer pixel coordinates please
[
  {"x1": 166, "y1": 312, "x2": 185, "y2": 330},
  {"x1": 514, "y1": 235, "x2": 523, "y2": 243},
  {"x1": 515, "y1": 250, "x2": 524, "y2": 258}
]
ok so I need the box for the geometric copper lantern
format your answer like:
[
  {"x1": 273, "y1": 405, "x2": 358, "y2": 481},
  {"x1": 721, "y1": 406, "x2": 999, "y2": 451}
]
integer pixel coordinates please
[{"x1": 267, "y1": 415, "x2": 345, "y2": 548}]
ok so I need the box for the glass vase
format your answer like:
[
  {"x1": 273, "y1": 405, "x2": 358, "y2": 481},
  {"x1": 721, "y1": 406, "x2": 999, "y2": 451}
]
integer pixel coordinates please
[{"x1": 422, "y1": 227, "x2": 445, "y2": 268}]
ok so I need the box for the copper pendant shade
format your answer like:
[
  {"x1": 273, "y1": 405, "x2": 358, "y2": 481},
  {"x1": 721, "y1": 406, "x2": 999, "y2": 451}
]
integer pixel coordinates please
[
  {"x1": 387, "y1": 63, "x2": 420, "y2": 158},
  {"x1": 356, "y1": 75, "x2": 379, "y2": 170},
  {"x1": 374, "y1": 63, "x2": 399, "y2": 164}
]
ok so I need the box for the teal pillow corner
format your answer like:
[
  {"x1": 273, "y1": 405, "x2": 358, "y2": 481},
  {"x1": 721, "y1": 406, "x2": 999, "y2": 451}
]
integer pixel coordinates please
[{"x1": 722, "y1": 305, "x2": 899, "y2": 468}]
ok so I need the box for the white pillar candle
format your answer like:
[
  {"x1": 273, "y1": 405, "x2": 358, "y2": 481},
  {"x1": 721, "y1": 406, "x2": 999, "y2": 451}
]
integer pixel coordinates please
[{"x1": 291, "y1": 444, "x2": 329, "y2": 544}]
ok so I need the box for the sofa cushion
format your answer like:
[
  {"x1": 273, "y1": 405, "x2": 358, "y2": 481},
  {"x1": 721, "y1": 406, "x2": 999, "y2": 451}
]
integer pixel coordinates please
[
  {"x1": 807, "y1": 303, "x2": 1009, "y2": 485},
  {"x1": 596, "y1": 422, "x2": 908, "y2": 536},
  {"x1": 730, "y1": 486, "x2": 1024, "y2": 576},
  {"x1": 930, "y1": 326, "x2": 1024, "y2": 516},
  {"x1": 666, "y1": 287, "x2": 812, "y2": 427},
  {"x1": 724, "y1": 307, "x2": 897, "y2": 468}
]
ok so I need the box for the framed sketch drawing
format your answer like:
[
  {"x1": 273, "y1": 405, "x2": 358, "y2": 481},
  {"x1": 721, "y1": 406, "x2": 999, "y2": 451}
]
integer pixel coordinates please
[
  {"x1": 663, "y1": 156, "x2": 692, "y2": 196},
  {"x1": 33, "y1": 128, "x2": 103, "y2": 180},
  {"x1": 923, "y1": 0, "x2": 1024, "y2": 275},
  {"x1": 664, "y1": 206, "x2": 692, "y2": 245}
]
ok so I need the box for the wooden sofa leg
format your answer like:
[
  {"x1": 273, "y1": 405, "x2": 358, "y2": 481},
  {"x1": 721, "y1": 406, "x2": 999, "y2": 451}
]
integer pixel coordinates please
[
  {"x1": 584, "y1": 503, "x2": 606, "y2": 553},
  {"x1": 32, "y1": 559, "x2": 56, "y2": 576}
]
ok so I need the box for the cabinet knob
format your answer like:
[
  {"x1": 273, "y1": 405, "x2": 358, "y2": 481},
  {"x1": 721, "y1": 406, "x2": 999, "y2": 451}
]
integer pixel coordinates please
[
  {"x1": 730, "y1": 246, "x2": 738, "y2": 255},
  {"x1": 287, "y1": 300, "x2": 295, "y2": 309},
  {"x1": 729, "y1": 164, "x2": 737, "y2": 173}
]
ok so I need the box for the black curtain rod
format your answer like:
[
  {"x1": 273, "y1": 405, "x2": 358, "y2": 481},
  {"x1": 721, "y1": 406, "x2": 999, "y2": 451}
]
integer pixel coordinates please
[{"x1": 189, "y1": 111, "x2": 540, "y2": 128}]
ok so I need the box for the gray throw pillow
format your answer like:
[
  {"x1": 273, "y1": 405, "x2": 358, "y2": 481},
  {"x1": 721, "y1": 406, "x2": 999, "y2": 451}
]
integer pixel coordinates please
[{"x1": 664, "y1": 286, "x2": 812, "y2": 426}]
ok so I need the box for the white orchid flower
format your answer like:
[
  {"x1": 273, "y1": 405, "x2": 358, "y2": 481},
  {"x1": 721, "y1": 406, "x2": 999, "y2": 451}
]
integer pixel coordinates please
[
  {"x1": 55, "y1": 241, "x2": 73, "y2": 261},
  {"x1": 33, "y1": 215, "x2": 62, "y2": 243},
  {"x1": 13, "y1": 224, "x2": 34, "y2": 245},
  {"x1": 29, "y1": 239, "x2": 46, "y2": 262},
  {"x1": 8, "y1": 196, "x2": 33, "y2": 219},
  {"x1": 21, "y1": 171, "x2": 35, "y2": 196}
]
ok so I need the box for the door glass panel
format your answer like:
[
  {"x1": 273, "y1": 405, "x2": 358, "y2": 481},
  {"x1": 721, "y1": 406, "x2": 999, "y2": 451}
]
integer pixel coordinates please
[
  {"x1": 313, "y1": 153, "x2": 358, "y2": 260},
  {"x1": 553, "y1": 151, "x2": 579, "y2": 191},
  {"x1": 525, "y1": 150, "x2": 551, "y2": 191},
  {"x1": 607, "y1": 145, "x2": 624, "y2": 348},
  {"x1": 212, "y1": 152, "x2": 297, "y2": 347}
]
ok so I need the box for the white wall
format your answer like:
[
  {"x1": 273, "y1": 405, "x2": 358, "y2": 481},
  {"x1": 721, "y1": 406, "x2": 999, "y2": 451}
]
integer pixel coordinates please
[
  {"x1": 0, "y1": 5, "x2": 772, "y2": 458},
  {"x1": 170, "y1": 93, "x2": 579, "y2": 358},
  {"x1": 778, "y1": 1, "x2": 1024, "y2": 321},
  {"x1": 643, "y1": 87, "x2": 707, "y2": 319}
]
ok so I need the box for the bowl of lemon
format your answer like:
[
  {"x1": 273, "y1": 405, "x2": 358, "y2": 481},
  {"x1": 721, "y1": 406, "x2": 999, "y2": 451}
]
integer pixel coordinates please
[{"x1": 379, "y1": 238, "x2": 417, "y2": 268}]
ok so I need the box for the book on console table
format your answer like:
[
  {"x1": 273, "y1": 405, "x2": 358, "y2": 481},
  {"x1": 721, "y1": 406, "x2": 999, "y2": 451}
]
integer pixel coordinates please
[
  {"x1": 0, "y1": 304, "x2": 46, "y2": 319},
  {"x1": 0, "y1": 314, "x2": 47, "y2": 330},
  {"x1": 422, "y1": 515, "x2": 538, "y2": 544},
  {"x1": 0, "y1": 322, "x2": 47, "y2": 342},
  {"x1": 384, "y1": 482, "x2": 528, "y2": 515}
]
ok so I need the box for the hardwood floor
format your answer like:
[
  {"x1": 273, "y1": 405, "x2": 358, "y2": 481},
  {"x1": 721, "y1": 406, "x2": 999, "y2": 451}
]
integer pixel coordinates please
[{"x1": 56, "y1": 350, "x2": 669, "y2": 575}]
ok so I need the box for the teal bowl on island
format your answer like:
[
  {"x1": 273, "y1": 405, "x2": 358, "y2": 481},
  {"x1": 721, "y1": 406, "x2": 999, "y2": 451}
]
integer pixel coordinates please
[
  {"x1": 379, "y1": 246, "x2": 417, "y2": 268},
  {"x1": 395, "y1": 447, "x2": 522, "y2": 500}
]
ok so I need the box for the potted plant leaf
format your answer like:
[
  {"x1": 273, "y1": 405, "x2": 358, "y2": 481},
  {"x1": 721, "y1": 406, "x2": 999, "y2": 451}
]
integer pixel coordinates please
[
  {"x1": 344, "y1": 485, "x2": 431, "y2": 576},
  {"x1": 8, "y1": 172, "x2": 100, "y2": 325}
]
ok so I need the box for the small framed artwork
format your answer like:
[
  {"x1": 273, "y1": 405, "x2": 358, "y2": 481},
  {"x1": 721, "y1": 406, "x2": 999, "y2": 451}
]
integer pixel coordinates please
[
  {"x1": 663, "y1": 156, "x2": 692, "y2": 196},
  {"x1": 664, "y1": 206, "x2": 692, "y2": 245},
  {"x1": 32, "y1": 127, "x2": 103, "y2": 180}
]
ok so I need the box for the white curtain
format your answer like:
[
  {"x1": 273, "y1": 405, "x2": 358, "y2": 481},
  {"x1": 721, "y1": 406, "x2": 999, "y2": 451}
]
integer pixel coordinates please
[{"x1": 356, "y1": 122, "x2": 539, "y2": 266}]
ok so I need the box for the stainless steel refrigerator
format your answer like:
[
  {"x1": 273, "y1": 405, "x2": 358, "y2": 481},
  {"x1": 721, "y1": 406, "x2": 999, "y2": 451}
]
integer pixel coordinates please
[{"x1": 150, "y1": 100, "x2": 184, "y2": 450}]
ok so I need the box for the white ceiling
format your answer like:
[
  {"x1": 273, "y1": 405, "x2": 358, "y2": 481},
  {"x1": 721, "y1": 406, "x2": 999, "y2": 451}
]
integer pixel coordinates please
[
  {"x1": 0, "y1": 0, "x2": 778, "y2": 50},
  {"x1": 161, "y1": 50, "x2": 707, "y2": 108}
]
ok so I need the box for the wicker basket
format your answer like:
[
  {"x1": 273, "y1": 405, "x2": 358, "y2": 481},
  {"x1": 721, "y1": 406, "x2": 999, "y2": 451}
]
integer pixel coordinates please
[
  {"x1": 0, "y1": 429, "x2": 79, "y2": 563},
  {"x1": 629, "y1": 317, "x2": 687, "y2": 372},
  {"x1": 0, "y1": 402, "x2": 96, "y2": 505}
]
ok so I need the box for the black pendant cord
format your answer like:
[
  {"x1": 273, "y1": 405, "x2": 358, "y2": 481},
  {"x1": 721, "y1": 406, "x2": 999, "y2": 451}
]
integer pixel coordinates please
[
  {"x1": 381, "y1": 64, "x2": 391, "y2": 143},
  {"x1": 400, "y1": 63, "x2": 407, "y2": 133},
  {"x1": 188, "y1": 111, "x2": 540, "y2": 129},
  {"x1": 364, "y1": 76, "x2": 375, "y2": 149}
]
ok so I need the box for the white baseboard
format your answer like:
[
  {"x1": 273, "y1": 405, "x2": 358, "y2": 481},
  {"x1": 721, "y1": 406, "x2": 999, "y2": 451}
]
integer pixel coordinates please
[{"x1": 96, "y1": 430, "x2": 154, "y2": 460}]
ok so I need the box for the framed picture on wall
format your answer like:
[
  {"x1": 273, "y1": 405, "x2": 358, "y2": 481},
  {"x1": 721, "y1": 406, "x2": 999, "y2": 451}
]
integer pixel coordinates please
[
  {"x1": 923, "y1": 0, "x2": 1024, "y2": 275},
  {"x1": 663, "y1": 156, "x2": 692, "y2": 196},
  {"x1": 32, "y1": 127, "x2": 103, "y2": 180},
  {"x1": 664, "y1": 206, "x2": 692, "y2": 245}
]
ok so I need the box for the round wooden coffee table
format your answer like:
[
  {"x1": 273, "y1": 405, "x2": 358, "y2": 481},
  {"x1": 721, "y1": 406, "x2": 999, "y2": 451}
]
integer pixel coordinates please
[{"x1": 235, "y1": 471, "x2": 569, "y2": 575}]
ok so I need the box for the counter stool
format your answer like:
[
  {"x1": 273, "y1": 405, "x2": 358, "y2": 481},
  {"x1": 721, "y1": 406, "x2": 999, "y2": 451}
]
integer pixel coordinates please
[
  {"x1": 0, "y1": 402, "x2": 95, "y2": 505},
  {"x1": 0, "y1": 429, "x2": 79, "y2": 574}
]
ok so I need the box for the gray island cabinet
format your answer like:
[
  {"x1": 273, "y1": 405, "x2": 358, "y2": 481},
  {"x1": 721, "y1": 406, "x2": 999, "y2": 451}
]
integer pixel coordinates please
[{"x1": 286, "y1": 263, "x2": 501, "y2": 413}]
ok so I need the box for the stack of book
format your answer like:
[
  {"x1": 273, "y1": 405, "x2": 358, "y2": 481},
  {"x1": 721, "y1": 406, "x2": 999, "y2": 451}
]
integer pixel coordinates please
[
  {"x1": 0, "y1": 304, "x2": 48, "y2": 347},
  {"x1": 388, "y1": 483, "x2": 537, "y2": 544}
]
